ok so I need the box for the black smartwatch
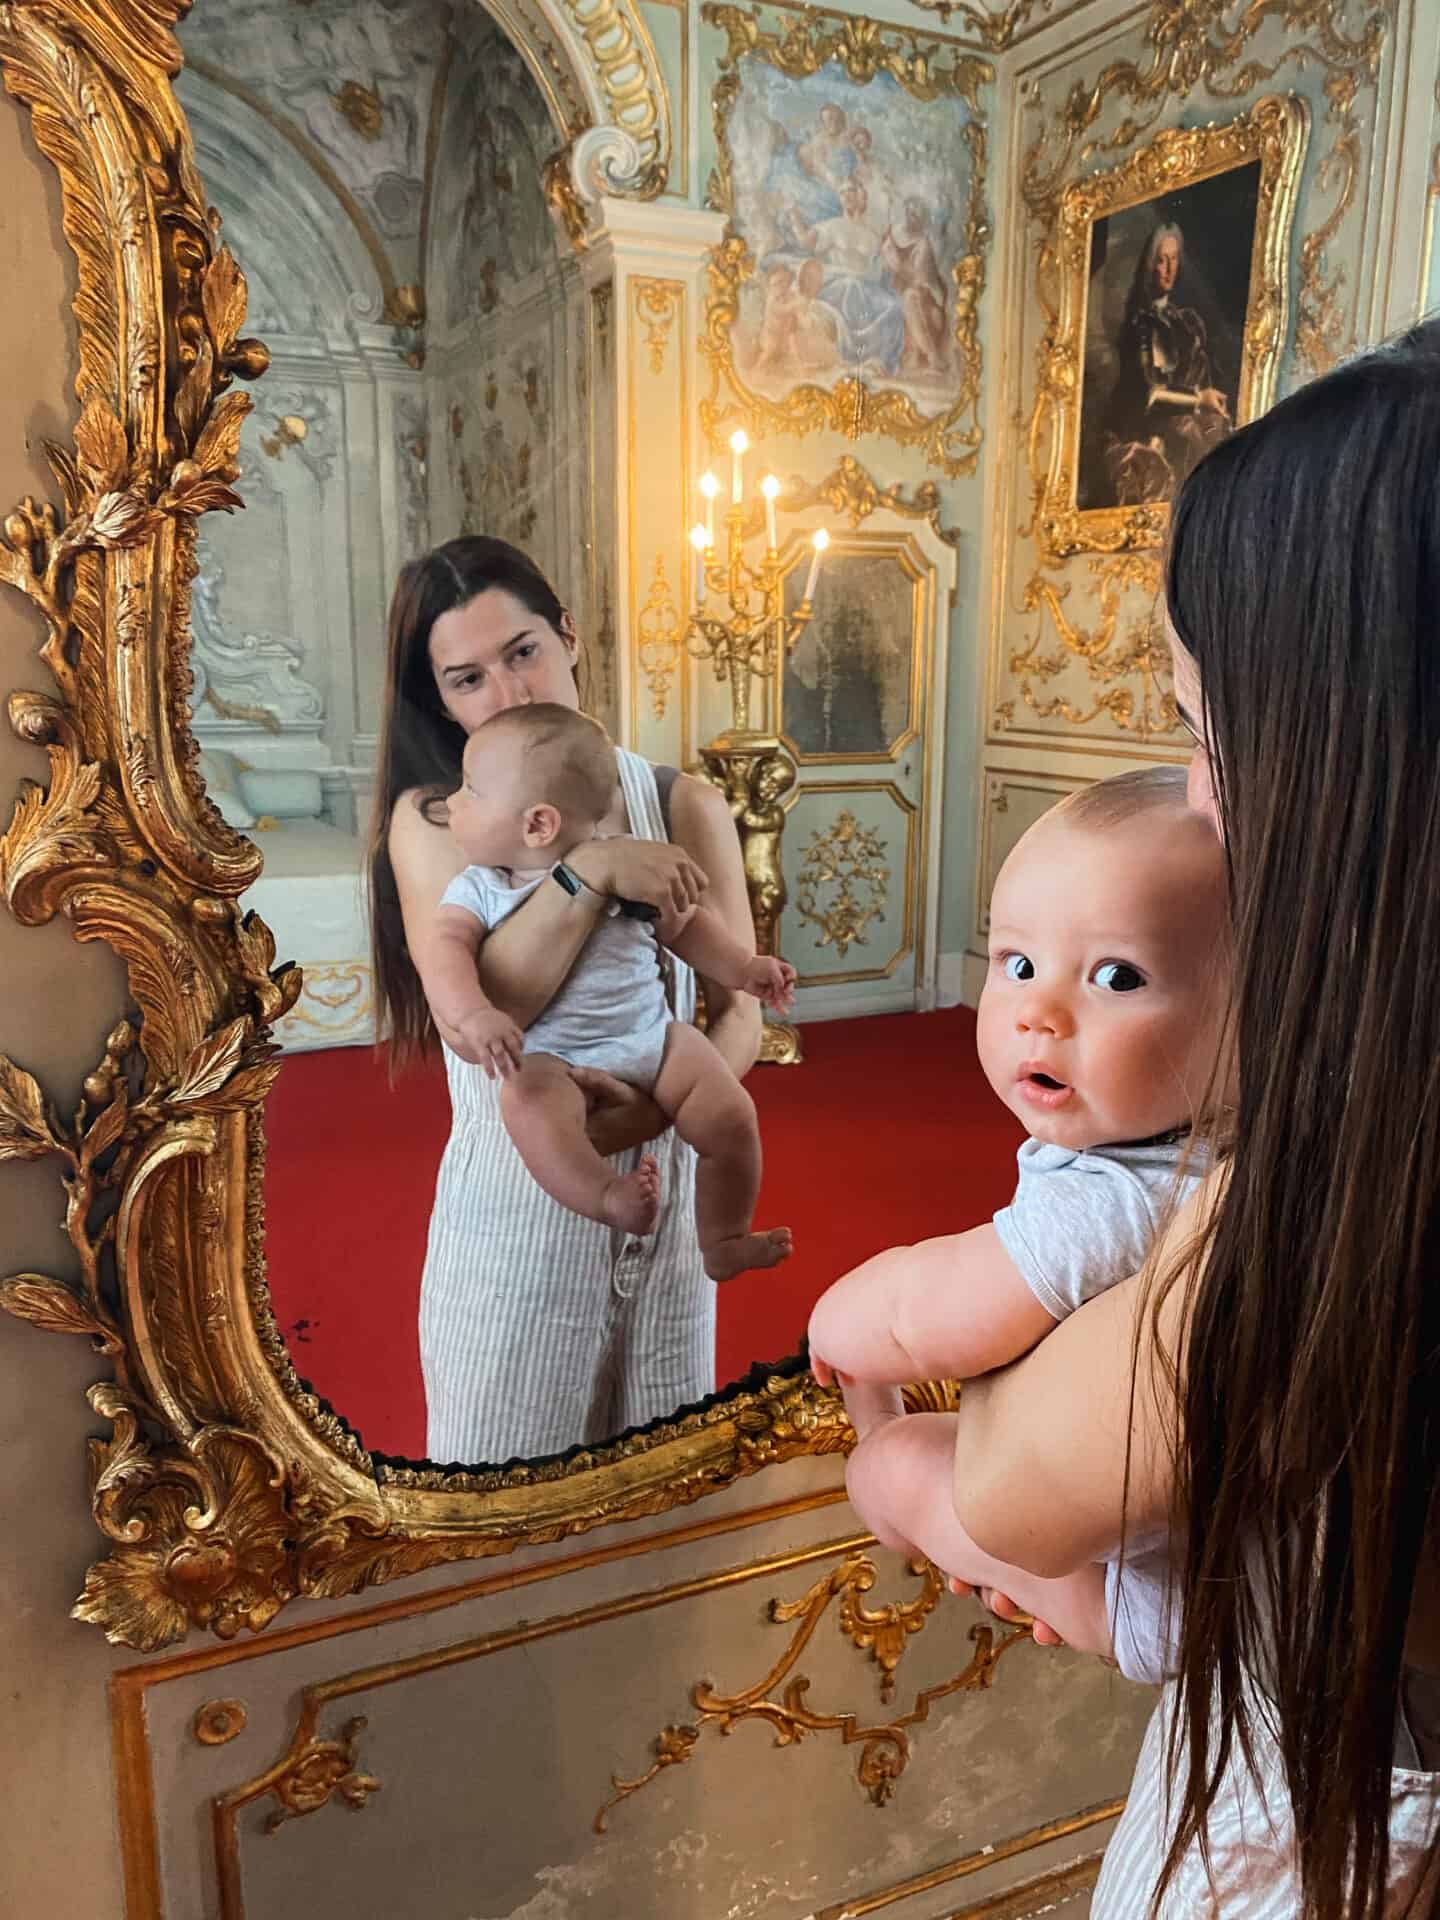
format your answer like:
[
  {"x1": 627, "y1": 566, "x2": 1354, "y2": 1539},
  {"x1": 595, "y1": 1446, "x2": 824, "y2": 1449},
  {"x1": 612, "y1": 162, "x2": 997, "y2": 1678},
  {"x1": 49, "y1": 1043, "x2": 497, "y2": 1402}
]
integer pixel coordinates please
[{"x1": 551, "y1": 860, "x2": 600, "y2": 901}]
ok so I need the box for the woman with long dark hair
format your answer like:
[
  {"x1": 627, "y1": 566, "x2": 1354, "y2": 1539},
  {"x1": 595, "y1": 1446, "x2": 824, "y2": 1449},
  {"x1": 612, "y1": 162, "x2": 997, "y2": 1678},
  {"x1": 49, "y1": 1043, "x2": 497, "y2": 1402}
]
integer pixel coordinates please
[
  {"x1": 950, "y1": 318, "x2": 1440, "y2": 1914},
  {"x1": 369, "y1": 536, "x2": 761, "y2": 1465}
]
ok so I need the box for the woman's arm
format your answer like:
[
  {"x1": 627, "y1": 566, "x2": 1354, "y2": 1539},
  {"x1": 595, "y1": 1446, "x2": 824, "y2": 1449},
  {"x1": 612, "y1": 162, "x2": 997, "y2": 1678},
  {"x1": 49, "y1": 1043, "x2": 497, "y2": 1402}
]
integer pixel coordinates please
[
  {"x1": 668, "y1": 774, "x2": 762, "y2": 1080},
  {"x1": 388, "y1": 790, "x2": 708, "y2": 1034},
  {"x1": 950, "y1": 1171, "x2": 1219, "y2": 1579}
]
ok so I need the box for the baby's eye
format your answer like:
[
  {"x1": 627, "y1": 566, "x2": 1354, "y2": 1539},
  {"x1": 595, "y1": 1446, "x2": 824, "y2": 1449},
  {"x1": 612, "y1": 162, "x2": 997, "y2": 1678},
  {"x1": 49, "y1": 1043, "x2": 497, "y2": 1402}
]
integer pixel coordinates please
[
  {"x1": 1093, "y1": 961, "x2": 1145, "y2": 993},
  {"x1": 1001, "y1": 952, "x2": 1034, "y2": 982}
]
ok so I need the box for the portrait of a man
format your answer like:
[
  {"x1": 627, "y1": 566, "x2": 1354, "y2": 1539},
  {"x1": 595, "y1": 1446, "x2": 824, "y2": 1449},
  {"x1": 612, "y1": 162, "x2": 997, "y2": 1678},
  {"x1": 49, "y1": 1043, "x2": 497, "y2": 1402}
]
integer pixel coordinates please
[{"x1": 1077, "y1": 161, "x2": 1262, "y2": 512}]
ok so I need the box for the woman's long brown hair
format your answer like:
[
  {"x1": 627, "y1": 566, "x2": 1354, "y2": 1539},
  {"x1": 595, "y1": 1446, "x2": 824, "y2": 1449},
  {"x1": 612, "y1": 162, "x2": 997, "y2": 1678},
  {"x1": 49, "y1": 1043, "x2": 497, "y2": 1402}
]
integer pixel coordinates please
[
  {"x1": 1157, "y1": 317, "x2": 1440, "y2": 1918},
  {"x1": 367, "y1": 535, "x2": 572, "y2": 1073}
]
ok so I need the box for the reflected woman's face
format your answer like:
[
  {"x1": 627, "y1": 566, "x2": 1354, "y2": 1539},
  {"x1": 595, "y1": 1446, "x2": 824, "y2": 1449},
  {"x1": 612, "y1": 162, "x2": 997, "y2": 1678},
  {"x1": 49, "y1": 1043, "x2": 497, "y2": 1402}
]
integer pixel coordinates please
[
  {"x1": 429, "y1": 586, "x2": 580, "y2": 733},
  {"x1": 1169, "y1": 622, "x2": 1220, "y2": 837}
]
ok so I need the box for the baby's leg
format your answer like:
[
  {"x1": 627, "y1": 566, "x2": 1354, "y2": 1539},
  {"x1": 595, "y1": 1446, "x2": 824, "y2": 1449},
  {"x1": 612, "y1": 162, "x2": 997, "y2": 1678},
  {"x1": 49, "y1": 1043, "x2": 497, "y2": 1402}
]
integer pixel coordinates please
[
  {"x1": 653, "y1": 1023, "x2": 791, "y2": 1282},
  {"x1": 501, "y1": 1054, "x2": 660, "y2": 1236},
  {"x1": 845, "y1": 1413, "x2": 1113, "y2": 1656}
]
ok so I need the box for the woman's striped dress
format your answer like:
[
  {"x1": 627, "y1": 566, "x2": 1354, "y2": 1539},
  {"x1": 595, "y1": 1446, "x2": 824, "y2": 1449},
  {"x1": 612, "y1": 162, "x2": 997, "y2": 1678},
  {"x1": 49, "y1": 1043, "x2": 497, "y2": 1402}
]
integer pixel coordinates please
[
  {"x1": 418, "y1": 748, "x2": 715, "y2": 1467},
  {"x1": 1094, "y1": 1682, "x2": 1440, "y2": 1915}
]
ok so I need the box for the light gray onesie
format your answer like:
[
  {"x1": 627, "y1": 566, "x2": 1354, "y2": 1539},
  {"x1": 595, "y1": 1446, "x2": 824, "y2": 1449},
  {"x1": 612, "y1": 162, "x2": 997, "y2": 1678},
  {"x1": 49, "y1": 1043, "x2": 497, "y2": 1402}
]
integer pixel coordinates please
[
  {"x1": 993, "y1": 1135, "x2": 1205, "y2": 1685},
  {"x1": 440, "y1": 862, "x2": 673, "y2": 1089}
]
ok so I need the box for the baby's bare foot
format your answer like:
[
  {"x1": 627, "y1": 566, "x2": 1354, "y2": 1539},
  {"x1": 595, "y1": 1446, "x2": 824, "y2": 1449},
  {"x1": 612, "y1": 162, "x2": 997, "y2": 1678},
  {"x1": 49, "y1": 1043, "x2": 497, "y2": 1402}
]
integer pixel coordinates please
[
  {"x1": 704, "y1": 1225, "x2": 793, "y2": 1283},
  {"x1": 600, "y1": 1155, "x2": 661, "y2": 1236}
]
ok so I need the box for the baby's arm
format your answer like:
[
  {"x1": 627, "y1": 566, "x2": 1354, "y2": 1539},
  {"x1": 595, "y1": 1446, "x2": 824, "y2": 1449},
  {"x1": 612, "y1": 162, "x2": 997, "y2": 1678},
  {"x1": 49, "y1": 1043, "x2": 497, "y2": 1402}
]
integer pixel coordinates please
[
  {"x1": 808, "y1": 1225, "x2": 1059, "y2": 1393},
  {"x1": 420, "y1": 905, "x2": 525, "y2": 1077},
  {"x1": 845, "y1": 1413, "x2": 1114, "y2": 1657},
  {"x1": 661, "y1": 904, "x2": 796, "y2": 1014}
]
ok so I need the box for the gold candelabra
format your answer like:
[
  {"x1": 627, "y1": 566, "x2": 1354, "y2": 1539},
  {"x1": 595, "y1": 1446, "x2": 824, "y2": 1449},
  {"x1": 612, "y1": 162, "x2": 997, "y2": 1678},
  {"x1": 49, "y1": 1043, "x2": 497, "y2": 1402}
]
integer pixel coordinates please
[{"x1": 686, "y1": 432, "x2": 829, "y2": 1067}]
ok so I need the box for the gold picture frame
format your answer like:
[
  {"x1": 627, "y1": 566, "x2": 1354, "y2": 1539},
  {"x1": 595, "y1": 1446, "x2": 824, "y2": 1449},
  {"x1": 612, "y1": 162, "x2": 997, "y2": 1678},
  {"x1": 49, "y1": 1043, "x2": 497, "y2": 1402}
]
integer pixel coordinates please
[
  {"x1": 1033, "y1": 94, "x2": 1309, "y2": 558},
  {"x1": 0, "y1": 0, "x2": 850, "y2": 1655},
  {"x1": 699, "y1": 4, "x2": 993, "y2": 479}
]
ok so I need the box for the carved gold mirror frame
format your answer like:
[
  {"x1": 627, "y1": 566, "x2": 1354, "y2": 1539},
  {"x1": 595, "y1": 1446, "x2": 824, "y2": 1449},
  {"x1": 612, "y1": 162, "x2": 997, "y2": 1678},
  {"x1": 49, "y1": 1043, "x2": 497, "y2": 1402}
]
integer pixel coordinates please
[
  {"x1": 0, "y1": 0, "x2": 847, "y2": 1655},
  {"x1": 1034, "y1": 93, "x2": 1309, "y2": 558}
]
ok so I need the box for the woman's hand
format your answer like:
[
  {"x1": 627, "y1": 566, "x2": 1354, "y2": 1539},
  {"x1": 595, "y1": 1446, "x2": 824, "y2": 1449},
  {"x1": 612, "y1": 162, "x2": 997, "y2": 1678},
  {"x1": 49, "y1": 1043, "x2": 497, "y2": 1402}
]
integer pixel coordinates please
[
  {"x1": 947, "y1": 1576, "x2": 1065, "y2": 1647},
  {"x1": 568, "y1": 836, "x2": 707, "y2": 920},
  {"x1": 570, "y1": 1067, "x2": 669, "y2": 1158}
]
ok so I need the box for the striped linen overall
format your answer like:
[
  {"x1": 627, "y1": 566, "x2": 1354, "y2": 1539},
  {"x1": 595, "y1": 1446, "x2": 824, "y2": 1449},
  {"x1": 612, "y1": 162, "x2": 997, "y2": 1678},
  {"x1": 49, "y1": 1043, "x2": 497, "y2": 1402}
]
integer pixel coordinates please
[
  {"x1": 418, "y1": 748, "x2": 715, "y2": 1467},
  {"x1": 1094, "y1": 1682, "x2": 1440, "y2": 1915}
]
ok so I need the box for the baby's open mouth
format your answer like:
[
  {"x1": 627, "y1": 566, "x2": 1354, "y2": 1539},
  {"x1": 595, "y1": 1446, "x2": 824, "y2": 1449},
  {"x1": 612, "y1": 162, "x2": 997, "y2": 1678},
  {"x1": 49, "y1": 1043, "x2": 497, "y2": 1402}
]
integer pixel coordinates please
[{"x1": 1026, "y1": 1071, "x2": 1066, "y2": 1091}]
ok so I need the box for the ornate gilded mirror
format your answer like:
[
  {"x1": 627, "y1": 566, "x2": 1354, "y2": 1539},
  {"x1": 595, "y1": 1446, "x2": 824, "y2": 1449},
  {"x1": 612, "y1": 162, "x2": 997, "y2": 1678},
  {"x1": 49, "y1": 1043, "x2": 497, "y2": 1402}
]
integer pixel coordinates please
[{"x1": 0, "y1": 0, "x2": 847, "y2": 1654}]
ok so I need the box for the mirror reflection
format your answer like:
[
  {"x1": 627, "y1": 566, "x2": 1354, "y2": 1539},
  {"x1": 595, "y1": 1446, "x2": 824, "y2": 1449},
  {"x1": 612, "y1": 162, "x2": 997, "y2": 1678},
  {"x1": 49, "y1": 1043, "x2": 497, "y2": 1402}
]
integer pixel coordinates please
[{"x1": 173, "y1": 0, "x2": 836, "y2": 1469}]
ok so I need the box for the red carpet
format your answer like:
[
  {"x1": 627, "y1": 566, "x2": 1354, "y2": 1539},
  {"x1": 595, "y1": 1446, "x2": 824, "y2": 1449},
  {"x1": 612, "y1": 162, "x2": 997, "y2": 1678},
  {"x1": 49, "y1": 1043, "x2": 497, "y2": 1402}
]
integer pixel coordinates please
[{"x1": 263, "y1": 1005, "x2": 1025, "y2": 1459}]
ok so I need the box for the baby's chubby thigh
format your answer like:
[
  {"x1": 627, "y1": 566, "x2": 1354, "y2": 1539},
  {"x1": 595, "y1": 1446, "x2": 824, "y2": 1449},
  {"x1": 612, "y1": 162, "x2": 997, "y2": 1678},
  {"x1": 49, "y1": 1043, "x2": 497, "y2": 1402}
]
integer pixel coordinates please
[
  {"x1": 498, "y1": 1051, "x2": 587, "y2": 1134},
  {"x1": 652, "y1": 1021, "x2": 758, "y2": 1160},
  {"x1": 846, "y1": 1411, "x2": 959, "y2": 1554}
]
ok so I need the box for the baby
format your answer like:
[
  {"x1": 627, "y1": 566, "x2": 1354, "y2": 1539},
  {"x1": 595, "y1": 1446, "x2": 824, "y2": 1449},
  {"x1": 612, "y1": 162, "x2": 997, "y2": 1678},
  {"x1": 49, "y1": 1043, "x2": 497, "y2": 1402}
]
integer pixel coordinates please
[
  {"x1": 807, "y1": 765, "x2": 1230, "y2": 1677},
  {"x1": 426, "y1": 703, "x2": 797, "y2": 1283}
]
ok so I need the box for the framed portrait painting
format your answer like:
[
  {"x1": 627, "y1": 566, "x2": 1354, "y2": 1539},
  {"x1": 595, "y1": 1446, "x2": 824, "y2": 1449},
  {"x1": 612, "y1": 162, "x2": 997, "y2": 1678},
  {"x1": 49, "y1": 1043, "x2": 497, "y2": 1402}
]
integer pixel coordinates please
[{"x1": 1036, "y1": 94, "x2": 1309, "y2": 557}]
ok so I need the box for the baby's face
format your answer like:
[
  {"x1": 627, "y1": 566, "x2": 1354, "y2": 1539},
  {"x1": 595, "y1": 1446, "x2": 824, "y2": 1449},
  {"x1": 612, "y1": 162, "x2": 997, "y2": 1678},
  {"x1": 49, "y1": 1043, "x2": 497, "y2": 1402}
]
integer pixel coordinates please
[
  {"x1": 975, "y1": 810, "x2": 1229, "y2": 1151},
  {"x1": 445, "y1": 732, "x2": 529, "y2": 868}
]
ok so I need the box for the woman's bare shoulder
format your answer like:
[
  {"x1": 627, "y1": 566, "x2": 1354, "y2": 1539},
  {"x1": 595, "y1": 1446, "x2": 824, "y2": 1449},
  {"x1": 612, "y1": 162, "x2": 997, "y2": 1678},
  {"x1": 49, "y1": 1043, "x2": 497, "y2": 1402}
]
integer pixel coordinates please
[
  {"x1": 389, "y1": 786, "x2": 465, "y2": 897},
  {"x1": 667, "y1": 770, "x2": 737, "y2": 850}
]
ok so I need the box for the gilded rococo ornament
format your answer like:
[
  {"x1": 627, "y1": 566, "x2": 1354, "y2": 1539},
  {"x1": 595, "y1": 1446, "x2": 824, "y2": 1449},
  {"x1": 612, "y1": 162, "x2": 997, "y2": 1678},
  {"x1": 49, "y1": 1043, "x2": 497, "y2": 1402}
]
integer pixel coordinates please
[
  {"x1": 0, "y1": 0, "x2": 851, "y2": 1655},
  {"x1": 699, "y1": 5, "x2": 993, "y2": 479},
  {"x1": 998, "y1": 0, "x2": 1389, "y2": 750}
]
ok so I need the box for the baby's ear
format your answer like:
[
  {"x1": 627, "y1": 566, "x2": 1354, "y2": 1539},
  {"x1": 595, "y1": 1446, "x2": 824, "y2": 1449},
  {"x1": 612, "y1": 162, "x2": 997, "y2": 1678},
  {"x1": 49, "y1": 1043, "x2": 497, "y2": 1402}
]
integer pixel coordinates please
[{"x1": 522, "y1": 802, "x2": 563, "y2": 849}]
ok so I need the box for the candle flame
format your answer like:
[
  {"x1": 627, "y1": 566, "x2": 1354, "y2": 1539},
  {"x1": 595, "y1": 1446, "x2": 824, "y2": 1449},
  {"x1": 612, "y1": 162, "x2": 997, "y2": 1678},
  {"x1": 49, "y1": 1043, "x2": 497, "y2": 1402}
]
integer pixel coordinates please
[
  {"x1": 812, "y1": 527, "x2": 830, "y2": 552},
  {"x1": 698, "y1": 472, "x2": 720, "y2": 498},
  {"x1": 760, "y1": 474, "x2": 780, "y2": 500},
  {"x1": 729, "y1": 429, "x2": 750, "y2": 455},
  {"x1": 689, "y1": 523, "x2": 709, "y2": 551}
]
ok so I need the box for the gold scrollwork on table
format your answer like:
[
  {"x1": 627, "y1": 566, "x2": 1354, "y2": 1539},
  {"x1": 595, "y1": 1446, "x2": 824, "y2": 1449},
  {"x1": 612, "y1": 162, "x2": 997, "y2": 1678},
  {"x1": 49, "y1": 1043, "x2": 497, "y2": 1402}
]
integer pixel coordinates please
[
  {"x1": 0, "y1": 0, "x2": 853, "y2": 1655},
  {"x1": 795, "y1": 809, "x2": 890, "y2": 958},
  {"x1": 1028, "y1": 94, "x2": 1308, "y2": 559},
  {"x1": 700, "y1": 5, "x2": 992, "y2": 478},
  {"x1": 595, "y1": 1552, "x2": 1031, "y2": 1829}
]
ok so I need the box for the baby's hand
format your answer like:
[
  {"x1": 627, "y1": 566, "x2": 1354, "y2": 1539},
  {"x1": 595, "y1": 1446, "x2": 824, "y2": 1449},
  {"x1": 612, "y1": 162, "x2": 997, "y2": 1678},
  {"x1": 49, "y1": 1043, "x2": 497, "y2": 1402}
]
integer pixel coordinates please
[
  {"x1": 742, "y1": 955, "x2": 797, "y2": 1013},
  {"x1": 455, "y1": 1007, "x2": 524, "y2": 1079}
]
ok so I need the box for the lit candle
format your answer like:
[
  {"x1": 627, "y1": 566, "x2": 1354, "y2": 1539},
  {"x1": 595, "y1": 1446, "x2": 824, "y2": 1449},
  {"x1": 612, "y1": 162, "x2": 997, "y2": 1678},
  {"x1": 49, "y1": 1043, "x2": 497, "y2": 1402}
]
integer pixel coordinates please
[
  {"x1": 729, "y1": 428, "x2": 749, "y2": 505},
  {"x1": 803, "y1": 527, "x2": 829, "y2": 604},
  {"x1": 761, "y1": 473, "x2": 780, "y2": 553},
  {"x1": 689, "y1": 523, "x2": 709, "y2": 608},
  {"x1": 698, "y1": 470, "x2": 719, "y2": 547}
]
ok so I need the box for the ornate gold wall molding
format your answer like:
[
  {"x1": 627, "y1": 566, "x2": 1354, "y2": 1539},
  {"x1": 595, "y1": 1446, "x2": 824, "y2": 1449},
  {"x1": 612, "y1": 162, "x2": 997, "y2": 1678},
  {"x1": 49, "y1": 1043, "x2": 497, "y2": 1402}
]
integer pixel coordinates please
[
  {"x1": 812, "y1": 1800, "x2": 1124, "y2": 1920},
  {"x1": 998, "y1": 553, "x2": 1178, "y2": 741},
  {"x1": 0, "y1": 0, "x2": 848, "y2": 1654},
  {"x1": 595, "y1": 1552, "x2": 1031, "y2": 1830},
  {"x1": 795, "y1": 809, "x2": 891, "y2": 959},
  {"x1": 780, "y1": 453, "x2": 961, "y2": 548},
  {"x1": 997, "y1": 0, "x2": 1392, "y2": 752},
  {"x1": 636, "y1": 550, "x2": 682, "y2": 716},
  {"x1": 634, "y1": 274, "x2": 679, "y2": 373},
  {"x1": 700, "y1": 4, "x2": 993, "y2": 477}
]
